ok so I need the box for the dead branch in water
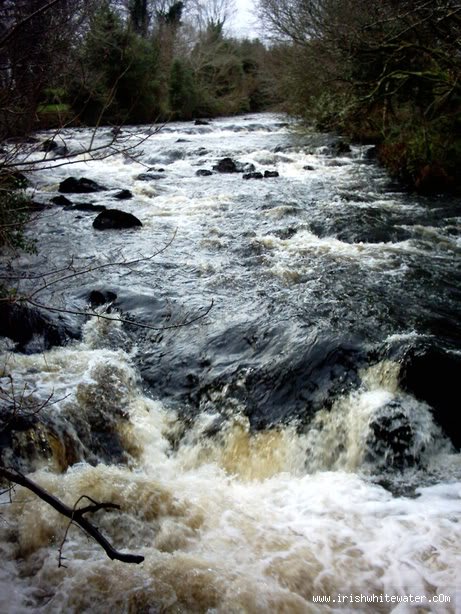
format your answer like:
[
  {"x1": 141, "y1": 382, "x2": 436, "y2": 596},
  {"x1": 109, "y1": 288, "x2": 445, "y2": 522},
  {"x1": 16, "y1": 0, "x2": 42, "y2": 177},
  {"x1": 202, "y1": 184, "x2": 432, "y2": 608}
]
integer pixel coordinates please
[{"x1": 0, "y1": 467, "x2": 144, "y2": 565}]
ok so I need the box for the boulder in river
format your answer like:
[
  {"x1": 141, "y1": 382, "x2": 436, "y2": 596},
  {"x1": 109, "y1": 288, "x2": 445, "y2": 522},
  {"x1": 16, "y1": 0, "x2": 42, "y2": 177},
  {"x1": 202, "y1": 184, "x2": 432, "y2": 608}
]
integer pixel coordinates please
[
  {"x1": 243, "y1": 172, "x2": 263, "y2": 180},
  {"x1": 41, "y1": 139, "x2": 59, "y2": 152},
  {"x1": 213, "y1": 158, "x2": 240, "y2": 173},
  {"x1": 331, "y1": 141, "x2": 352, "y2": 155},
  {"x1": 366, "y1": 400, "x2": 419, "y2": 470},
  {"x1": 51, "y1": 195, "x2": 73, "y2": 207},
  {"x1": 93, "y1": 209, "x2": 142, "y2": 230},
  {"x1": 89, "y1": 289, "x2": 117, "y2": 307},
  {"x1": 196, "y1": 169, "x2": 213, "y2": 177},
  {"x1": 113, "y1": 189, "x2": 133, "y2": 200},
  {"x1": 0, "y1": 301, "x2": 79, "y2": 352},
  {"x1": 136, "y1": 173, "x2": 164, "y2": 181},
  {"x1": 264, "y1": 170, "x2": 279, "y2": 178},
  {"x1": 59, "y1": 177, "x2": 107, "y2": 193},
  {"x1": 399, "y1": 345, "x2": 461, "y2": 450}
]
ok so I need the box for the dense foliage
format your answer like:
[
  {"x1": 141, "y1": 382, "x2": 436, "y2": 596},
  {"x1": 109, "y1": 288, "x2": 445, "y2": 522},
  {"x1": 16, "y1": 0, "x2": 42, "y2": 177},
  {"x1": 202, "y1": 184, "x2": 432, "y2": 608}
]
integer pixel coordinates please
[
  {"x1": 259, "y1": 0, "x2": 461, "y2": 193},
  {"x1": 0, "y1": 0, "x2": 272, "y2": 134}
]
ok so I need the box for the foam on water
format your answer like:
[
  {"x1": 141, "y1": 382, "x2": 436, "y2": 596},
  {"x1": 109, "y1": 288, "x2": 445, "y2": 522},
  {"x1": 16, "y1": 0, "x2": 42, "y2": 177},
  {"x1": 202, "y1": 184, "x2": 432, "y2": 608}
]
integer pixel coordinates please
[{"x1": 1, "y1": 319, "x2": 460, "y2": 611}]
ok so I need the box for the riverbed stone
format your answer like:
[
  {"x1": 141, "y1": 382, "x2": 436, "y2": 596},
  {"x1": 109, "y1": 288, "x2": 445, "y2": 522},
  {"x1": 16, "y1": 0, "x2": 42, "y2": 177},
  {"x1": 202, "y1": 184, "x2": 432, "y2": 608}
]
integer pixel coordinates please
[
  {"x1": 51, "y1": 195, "x2": 73, "y2": 207},
  {"x1": 243, "y1": 172, "x2": 263, "y2": 180},
  {"x1": 89, "y1": 289, "x2": 117, "y2": 306},
  {"x1": 93, "y1": 209, "x2": 142, "y2": 230},
  {"x1": 59, "y1": 177, "x2": 107, "y2": 193},
  {"x1": 213, "y1": 157, "x2": 240, "y2": 173},
  {"x1": 0, "y1": 302, "x2": 79, "y2": 352},
  {"x1": 136, "y1": 173, "x2": 164, "y2": 181},
  {"x1": 399, "y1": 345, "x2": 461, "y2": 449},
  {"x1": 114, "y1": 189, "x2": 133, "y2": 200}
]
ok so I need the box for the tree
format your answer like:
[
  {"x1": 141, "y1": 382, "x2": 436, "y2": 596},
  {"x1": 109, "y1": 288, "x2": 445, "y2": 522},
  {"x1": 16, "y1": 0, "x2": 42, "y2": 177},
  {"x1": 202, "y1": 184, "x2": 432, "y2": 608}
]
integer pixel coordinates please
[
  {"x1": 0, "y1": 0, "x2": 98, "y2": 139},
  {"x1": 187, "y1": 0, "x2": 236, "y2": 33},
  {"x1": 257, "y1": 0, "x2": 461, "y2": 191}
]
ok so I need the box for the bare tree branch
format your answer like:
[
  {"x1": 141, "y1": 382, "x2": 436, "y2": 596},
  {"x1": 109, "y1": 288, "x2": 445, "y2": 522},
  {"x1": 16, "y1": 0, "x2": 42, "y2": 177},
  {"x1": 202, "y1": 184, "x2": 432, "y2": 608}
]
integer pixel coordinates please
[{"x1": 0, "y1": 467, "x2": 144, "y2": 565}]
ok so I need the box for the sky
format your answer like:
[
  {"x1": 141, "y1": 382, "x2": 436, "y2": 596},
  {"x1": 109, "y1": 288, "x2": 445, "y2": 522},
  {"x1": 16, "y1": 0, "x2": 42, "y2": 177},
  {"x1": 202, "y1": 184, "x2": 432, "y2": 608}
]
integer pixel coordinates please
[{"x1": 230, "y1": 0, "x2": 261, "y2": 39}]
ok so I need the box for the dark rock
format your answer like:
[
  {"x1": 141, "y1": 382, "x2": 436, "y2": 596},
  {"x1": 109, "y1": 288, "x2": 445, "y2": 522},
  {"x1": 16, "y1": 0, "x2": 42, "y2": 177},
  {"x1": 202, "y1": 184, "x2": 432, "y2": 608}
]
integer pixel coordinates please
[
  {"x1": 51, "y1": 195, "x2": 73, "y2": 207},
  {"x1": 213, "y1": 157, "x2": 240, "y2": 173},
  {"x1": 41, "y1": 140, "x2": 68, "y2": 157},
  {"x1": 93, "y1": 209, "x2": 142, "y2": 230},
  {"x1": 196, "y1": 169, "x2": 213, "y2": 177},
  {"x1": 0, "y1": 302, "x2": 79, "y2": 353},
  {"x1": 176, "y1": 138, "x2": 190, "y2": 143},
  {"x1": 243, "y1": 172, "x2": 263, "y2": 180},
  {"x1": 264, "y1": 170, "x2": 279, "y2": 178},
  {"x1": 273, "y1": 227, "x2": 298, "y2": 240},
  {"x1": 399, "y1": 345, "x2": 461, "y2": 449},
  {"x1": 41, "y1": 139, "x2": 59, "y2": 152},
  {"x1": 59, "y1": 177, "x2": 107, "y2": 193},
  {"x1": 0, "y1": 408, "x2": 79, "y2": 474},
  {"x1": 365, "y1": 146, "x2": 378, "y2": 160},
  {"x1": 113, "y1": 189, "x2": 133, "y2": 200},
  {"x1": 89, "y1": 290, "x2": 117, "y2": 307},
  {"x1": 332, "y1": 141, "x2": 352, "y2": 155},
  {"x1": 195, "y1": 119, "x2": 210, "y2": 126},
  {"x1": 274, "y1": 145, "x2": 291, "y2": 153},
  {"x1": 136, "y1": 173, "x2": 164, "y2": 181},
  {"x1": 366, "y1": 401, "x2": 418, "y2": 470},
  {"x1": 304, "y1": 165, "x2": 315, "y2": 171},
  {"x1": 52, "y1": 146, "x2": 69, "y2": 157}
]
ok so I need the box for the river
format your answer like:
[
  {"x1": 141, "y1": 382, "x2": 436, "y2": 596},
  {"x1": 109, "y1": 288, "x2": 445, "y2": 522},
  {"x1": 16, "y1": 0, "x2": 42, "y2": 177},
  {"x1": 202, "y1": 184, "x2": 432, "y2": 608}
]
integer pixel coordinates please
[{"x1": 1, "y1": 113, "x2": 460, "y2": 612}]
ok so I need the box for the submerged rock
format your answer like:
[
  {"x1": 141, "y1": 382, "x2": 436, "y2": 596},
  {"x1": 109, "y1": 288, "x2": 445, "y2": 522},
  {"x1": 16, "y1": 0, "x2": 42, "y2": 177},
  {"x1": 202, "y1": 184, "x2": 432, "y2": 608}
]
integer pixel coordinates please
[
  {"x1": 331, "y1": 141, "x2": 352, "y2": 155},
  {"x1": 51, "y1": 195, "x2": 73, "y2": 207},
  {"x1": 93, "y1": 209, "x2": 142, "y2": 230},
  {"x1": 114, "y1": 189, "x2": 133, "y2": 200},
  {"x1": 88, "y1": 289, "x2": 117, "y2": 306},
  {"x1": 243, "y1": 172, "x2": 263, "y2": 180},
  {"x1": 136, "y1": 173, "x2": 164, "y2": 181},
  {"x1": 366, "y1": 401, "x2": 419, "y2": 470},
  {"x1": 0, "y1": 302, "x2": 80, "y2": 352},
  {"x1": 213, "y1": 157, "x2": 240, "y2": 173},
  {"x1": 59, "y1": 177, "x2": 107, "y2": 193},
  {"x1": 41, "y1": 139, "x2": 59, "y2": 152},
  {"x1": 196, "y1": 169, "x2": 213, "y2": 177}
]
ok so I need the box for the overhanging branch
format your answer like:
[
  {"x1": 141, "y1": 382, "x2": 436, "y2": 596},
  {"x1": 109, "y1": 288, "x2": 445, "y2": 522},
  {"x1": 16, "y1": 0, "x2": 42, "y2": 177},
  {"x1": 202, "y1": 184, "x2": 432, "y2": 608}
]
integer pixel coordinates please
[{"x1": 0, "y1": 467, "x2": 144, "y2": 565}]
